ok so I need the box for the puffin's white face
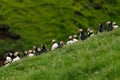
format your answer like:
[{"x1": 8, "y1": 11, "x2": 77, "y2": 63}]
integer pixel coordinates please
[
  {"x1": 14, "y1": 51, "x2": 19, "y2": 56},
  {"x1": 33, "y1": 46, "x2": 36, "y2": 49},
  {"x1": 29, "y1": 50, "x2": 32, "y2": 53},
  {"x1": 37, "y1": 48, "x2": 41, "y2": 51},
  {"x1": 25, "y1": 51, "x2": 28, "y2": 54}
]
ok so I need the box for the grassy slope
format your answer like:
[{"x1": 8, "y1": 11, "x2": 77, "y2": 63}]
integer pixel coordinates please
[
  {"x1": 0, "y1": 29, "x2": 120, "y2": 80},
  {"x1": 0, "y1": 0, "x2": 77, "y2": 53},
  {"x1": 0, "y1": 0, "x2": 120, "y2": 54}
]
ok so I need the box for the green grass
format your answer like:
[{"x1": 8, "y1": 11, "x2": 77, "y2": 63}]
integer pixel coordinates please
[
  {"x1": 1, "y1": 0, "x2": 120, "y2": 54},
  {"x1": 1, "y1": 0, "x2": 120, "y2": 79},
  {"x1": 0, "y1": 29, "x2": 120, "y2": 80}
]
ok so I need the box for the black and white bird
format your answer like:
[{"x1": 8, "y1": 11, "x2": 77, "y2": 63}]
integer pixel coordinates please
[
  {"x1": 51, "y1": 39, "x2": 59, "y2": 51},
  {"x1": 106, "y1": 21, "x2": 114, "y2": 31},
  {"x1": 87, "y1": 29, "x2": 94, "y2": 37},
  {"x1": 66, "y1": 36, "x2": 74, "y2": 44},
  {"x1": 4, "y1": 52, "x2": 13, "y2": 67},
  {"x1": 28, "y1": 50, "x2": 34, "y2": 57},
  {"x1": 58, "y1": 41, "x2": 65, "y2": 48},
  {"x1": 73, "y1": 35, "x2": 78, "y2": 43},
  {"x1": 78, "y1": 29, "x2": 86, "y2": 41},
  {"x1": 40, "y1": 44, "x2": 48, "y2": 53},
  {"x1": 112, "y1": 22, "x2": 118, "y2": 29},
  {"x1": 98, "y1": 23, "x2": 104, "y2": 33},
  {"x1": 12, "y1": 51, "x2": 20, "y2": 63}
]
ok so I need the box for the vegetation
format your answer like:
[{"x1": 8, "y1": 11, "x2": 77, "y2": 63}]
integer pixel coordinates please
[
  {"x1": 0, "y1": 29, "x2": 120, "y2": 80},
  {"x1": 0, "y1": 0, "x2": 120, "y2": 54}
]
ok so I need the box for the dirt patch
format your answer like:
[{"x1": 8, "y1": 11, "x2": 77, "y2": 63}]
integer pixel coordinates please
[
  {"x1": 0, "y1": 24, "x2": 21, "y2": 40},
  {"x1": 0, "y1": 54, "x2": 5, "y2": 67}
]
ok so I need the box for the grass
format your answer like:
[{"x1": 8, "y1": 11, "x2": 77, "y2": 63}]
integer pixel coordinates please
[
  {"x1": 0, "y1": 0, "x2": 120, "y2": 54},
  {"x1": 0, "y1": 29, "x2": 120, "y2": 80}
]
